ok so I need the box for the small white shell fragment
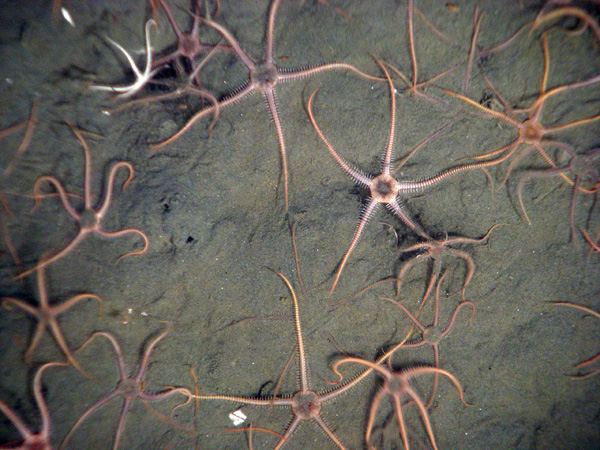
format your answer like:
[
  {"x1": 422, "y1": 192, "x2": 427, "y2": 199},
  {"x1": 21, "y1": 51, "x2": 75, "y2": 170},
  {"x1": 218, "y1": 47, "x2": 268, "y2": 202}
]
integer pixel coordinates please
[
  {"x1": 228, "y1": 409, "x2": 246, "y2": 426},
  {"x1": 61, "y1": 7, "x2": 76, "y2": 27}
]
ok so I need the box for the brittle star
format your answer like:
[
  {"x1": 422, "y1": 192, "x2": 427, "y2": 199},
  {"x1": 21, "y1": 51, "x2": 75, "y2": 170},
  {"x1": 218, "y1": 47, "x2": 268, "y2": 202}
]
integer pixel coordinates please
[
  {"x1": 59, "y1": 323, "x2": 191, "y2": 450},
  {"x1": 16, "y1": 123, "x2": 148, "y2": 279},
  {"x1": 151, "y1": 0, "x2": 382, "y2": 210},
  {"x1": 91, "y1": 19, "x2": 158, "y2": 99},
  {"x1": 3, "y1": 260, "x2": 101, "y2": 376},
  {"x1": 189, "y1": 268, "x2": 413, "y2": 449},
  {"x1": 332, "y1": 358, "x2": 470, "y2": 450},
  {"x1": 307, "y1": 60, "x2": 500, "y2": 295}
]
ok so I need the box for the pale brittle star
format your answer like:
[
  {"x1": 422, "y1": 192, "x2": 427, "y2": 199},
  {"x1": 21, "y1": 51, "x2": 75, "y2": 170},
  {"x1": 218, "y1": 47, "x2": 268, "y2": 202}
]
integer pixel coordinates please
[{"x1": 91, "y1": 19, "x2": 159, "y2": 99}]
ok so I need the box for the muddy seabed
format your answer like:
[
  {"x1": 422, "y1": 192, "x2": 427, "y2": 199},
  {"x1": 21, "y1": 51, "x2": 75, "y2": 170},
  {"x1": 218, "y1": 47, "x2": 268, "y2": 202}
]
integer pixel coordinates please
[{"x1": 0, "y1": 1, "x2": 599, "y2": 449}]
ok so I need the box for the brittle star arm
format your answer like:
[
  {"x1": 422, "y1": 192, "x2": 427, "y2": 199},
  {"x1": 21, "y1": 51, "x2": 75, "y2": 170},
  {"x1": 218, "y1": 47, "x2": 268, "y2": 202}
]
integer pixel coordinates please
[
  {"x1": 151, "y1": 83, "x2": 253, "y2": 150},
  {"x1": 2, "y1": 98, "x2": 39, "y2": 177},
  {"x1": 264, "y1": 0, "x2": 280, "y2": 64},
  {"x1": 399, "y1": 157, "x2": 503, "y2": 193},
  {"x1": 307, "y1": 89, "x2": 372, "y2": 187},
  {"x1": 447, "y1": 247, "x2": 477, "y2": 299},
  {"x1": 32, "y1": 175, "x2": 80, "y2": 220},
  {"x1": 380, "y1": 58, "x2": 396, "y2": 176},
  {"x1": 532, "y1": 7, "x2": 600, "y2": 43},
  {"x1": 394, "y1": 249, "x2": 434, "y2": 297},
  {"x1": 59, "y1": 390, "x2": 122, "y2": 450},
  {"x1": 553, "y1": 302, "x2": 600, "y2": 378},
  {"x1": 0, "y1": 399, "x2": 34, "y2": 443},
  {"x1": 96, "y1": 161, "x2": 135, "y2": 220},
  {"x1": 263, "y1": 88, "x2": 291, "y2": 209},
  {"x1": 16, "y1": 231, "x2": 88, "y2": 280},
  {"x1": 278, "y1": 62, "x2": 384, "y2": 83},
  {"x1": 134, "y1": 322, "x2": 173, "y2": 383},
  {"x1": 204, "y1": 7, "x2": 382, "y2": 84},
  {"x1": 329, "y1": 199, "x2": 380, "y2": 296},
  {"x1": 402, "y1": 367, "x2": 471, "y2": 449},
  {"x1": 441, "y1": 88, "x2": 521, "y2": 128},
  {"x1": 66, "y1": 122, "x2": 95, "y2": 210},
  {"x1": 0, "y1": 361, "x2": 68, "y2": 446},
  {"x1": 43, "y1": 293, "x2": 102, "y2": 368},
  {"x1": 96, "y1": 227, "x2": 149, "y2": 261},
  {"x1": 581, "y1": 228, "x2": 600, "y2": 253},
  {"x1": 386, "y1": 198, "x2": 429, "y2": 238},
  {"x1": 91, "y1": 20, "x2": 159, "y2": 98},
  {"x1": 517, "y1": 163, "x2": 572, "y2": 225},
  {"x1": 202, "y1": 17, "x2": 256, "y2": 70}
]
